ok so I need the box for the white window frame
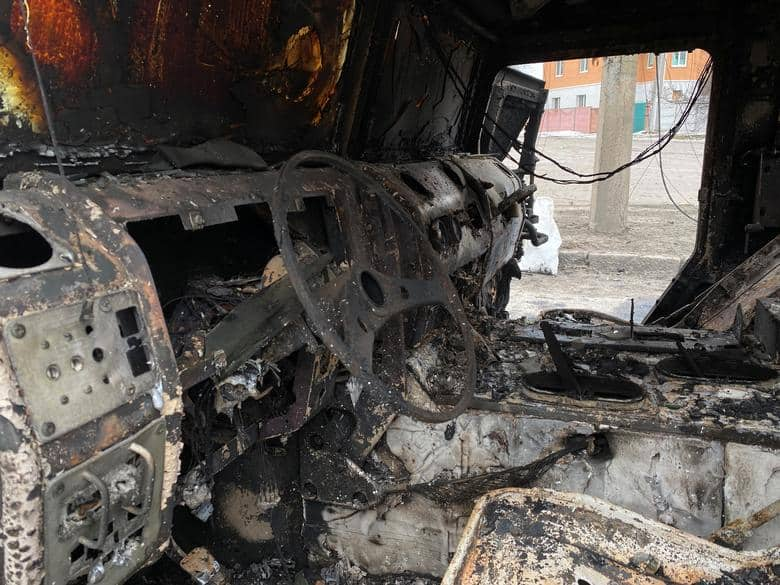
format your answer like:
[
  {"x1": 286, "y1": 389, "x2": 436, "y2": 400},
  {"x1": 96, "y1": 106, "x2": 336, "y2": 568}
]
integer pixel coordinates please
[
  {"x1": 551, "y1": 97, "x2": 561, "y2": 109},
  {"x1": 555, "y1": 61, "x2": 564, "y2": 77},
  {"x1": 576, "y1": 94, "x2": 586, "y2": 107},
  {"x1": 671, "y1": 51, "x2": 688, "y2": 68},
  {"x1": 579, "y1": 58, "x2": 589, "y2": 73},
  {"x1": 647, "y1": 53, "x2": 655, "y2": 68}
]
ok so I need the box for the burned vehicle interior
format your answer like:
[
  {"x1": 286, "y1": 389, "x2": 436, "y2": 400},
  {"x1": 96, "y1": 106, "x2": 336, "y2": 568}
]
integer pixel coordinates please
[{"x1": 0, "y1": 0, "x2": 779, "y2": 584}]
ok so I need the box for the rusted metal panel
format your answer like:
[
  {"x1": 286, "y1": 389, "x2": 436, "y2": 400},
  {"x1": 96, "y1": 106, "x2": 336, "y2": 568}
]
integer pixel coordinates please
[
  {"x1": 443, "y1": 488, "x2": 780, "y2": 585},
  {"x1": 680, "y1": 234, "x2": 780, "y2": 330},
  {"x1": 0, "y1": 44, "x2": 44, "y2": 132},
  {"x1": 0, "y1": 172, "x2": 183, "y2": 585},
  {"x1": 78, "y1": 168, "x2": 348, "y2": 224},
  {"x1": 756, "y1": 297, "x2": 780, "y2": 360},
  {"x1": 0, "y1": 0, "x2": 355, "y2": 158}
]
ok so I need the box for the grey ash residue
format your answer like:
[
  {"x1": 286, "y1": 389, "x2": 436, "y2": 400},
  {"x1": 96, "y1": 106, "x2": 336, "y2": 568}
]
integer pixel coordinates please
[{"x1": 697, "y1": 390, "x2": 780, "y2": 422}]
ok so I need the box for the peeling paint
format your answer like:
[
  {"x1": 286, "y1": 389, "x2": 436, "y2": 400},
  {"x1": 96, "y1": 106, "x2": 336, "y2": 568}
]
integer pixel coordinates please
[{"x1": 0, "y1": 342, "x2": 44, "y2": 585}]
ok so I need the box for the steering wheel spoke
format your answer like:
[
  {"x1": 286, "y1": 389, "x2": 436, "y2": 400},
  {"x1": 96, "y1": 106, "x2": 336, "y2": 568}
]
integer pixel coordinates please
[
  {"x1": 372, "y1": 272, "x2": 448, "y2": 315},
  {"x1": 341, "y1": 279, "x2": 378, "y2": 373},
  {"x1": 271, "y1": 151, "x2": 476, "y2": 425},
  {"x1": 336, "y1": 188, "x2": 373, "y2": 268}
]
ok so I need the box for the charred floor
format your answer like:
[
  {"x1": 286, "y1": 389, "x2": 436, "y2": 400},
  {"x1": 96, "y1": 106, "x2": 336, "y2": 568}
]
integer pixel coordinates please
[{"x1": 0, "y1": 1, "x2": 779, "y2": 585}]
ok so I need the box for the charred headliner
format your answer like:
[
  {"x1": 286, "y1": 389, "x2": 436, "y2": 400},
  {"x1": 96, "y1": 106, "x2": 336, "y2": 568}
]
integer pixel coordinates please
[{"x1": 1, "y1": 0, "x2": 354, "y2": 157}]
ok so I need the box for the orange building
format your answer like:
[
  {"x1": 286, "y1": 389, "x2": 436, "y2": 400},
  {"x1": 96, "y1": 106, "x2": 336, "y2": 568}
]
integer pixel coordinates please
[{"x1": 540, "y1": 50, "x2": 710, "y2": 133}]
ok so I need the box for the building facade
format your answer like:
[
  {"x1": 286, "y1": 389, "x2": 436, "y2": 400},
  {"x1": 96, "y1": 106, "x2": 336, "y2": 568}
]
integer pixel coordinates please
[{"x1": 540, "y1": 50, "x2": 710, "y2": 134}]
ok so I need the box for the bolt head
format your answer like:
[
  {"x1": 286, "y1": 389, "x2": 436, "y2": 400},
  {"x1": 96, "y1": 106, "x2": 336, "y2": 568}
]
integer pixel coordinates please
[
  {"x1": 10, "y1": 323, "x2": 25, "y2": 339},
  {"x1": 46, "y1": 364, "x2": 61, "y2": 381}
]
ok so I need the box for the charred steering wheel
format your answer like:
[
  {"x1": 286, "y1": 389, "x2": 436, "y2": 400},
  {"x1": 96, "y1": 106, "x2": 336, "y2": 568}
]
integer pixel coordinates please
[{"x1": 270, "y1": 151, "x2": 475, "y2": 423}]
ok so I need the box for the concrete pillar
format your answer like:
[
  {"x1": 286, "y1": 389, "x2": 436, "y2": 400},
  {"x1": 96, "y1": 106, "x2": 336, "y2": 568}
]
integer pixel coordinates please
[{"x1": 590, "y1": 54, "x2": 639, "y2": 234}]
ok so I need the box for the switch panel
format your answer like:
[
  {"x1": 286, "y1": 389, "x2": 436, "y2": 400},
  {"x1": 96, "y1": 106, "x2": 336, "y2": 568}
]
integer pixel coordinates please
[{"x1": 4, "y1": 290, "x2": 157, "y2": 442}]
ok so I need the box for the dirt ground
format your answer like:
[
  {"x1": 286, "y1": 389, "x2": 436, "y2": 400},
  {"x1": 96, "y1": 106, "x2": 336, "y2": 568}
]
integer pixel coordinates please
[
  {"x1": 505, "y1": 134, "x2": 703, "y2": 322},
  {"x1": 511, "y1": 133, "x2": 705, "y2": 207},
  {"x1": 555, "y1": 204, "x2": 697, "y2": 258}
]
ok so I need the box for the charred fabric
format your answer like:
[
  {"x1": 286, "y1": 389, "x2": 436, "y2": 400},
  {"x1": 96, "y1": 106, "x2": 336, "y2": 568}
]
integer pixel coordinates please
[{"x1": 0, "y1": 1, "x2": 779, "y2": 585}]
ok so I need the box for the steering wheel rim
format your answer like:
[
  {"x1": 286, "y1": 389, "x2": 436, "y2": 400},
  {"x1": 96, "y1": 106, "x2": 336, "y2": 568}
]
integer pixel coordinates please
[{"x1": 270, "y1": 150, "x2": 475, "y2": 423}]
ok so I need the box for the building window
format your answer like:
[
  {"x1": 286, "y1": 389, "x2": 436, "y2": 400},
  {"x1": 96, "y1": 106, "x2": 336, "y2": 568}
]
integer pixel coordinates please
[
  {"x1": 551, "y1": 97, "x2": 561, "y2": 109},
  {"x1": 671, "y1": 51, "x2": 688, "y2": 68},
  {"x1": 579, "y1": 58, "x2": 589, "y2": 73},
  {"x1": 647, "y1": 53, "x2": 655, "y2": 68},
  {"x1": 555, "y1": 61, "x2": 564, "y2": 77},
  {"x1": 576, "y1": 94, "x2": 587, "y2": 107}
]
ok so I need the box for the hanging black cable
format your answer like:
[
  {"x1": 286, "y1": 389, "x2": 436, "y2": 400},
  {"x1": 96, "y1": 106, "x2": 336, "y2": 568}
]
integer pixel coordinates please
[
  {"x1": 655, "y1": 54, "x2": 698, "y2": 222},
  {"x1": 420, "y1": 14, "x2": 712, "y2": 187},
  {"x1": 20, "y1": 0, "x2": 65, "y2": 177},
  {"x1": 485, "y1": 58, "x2": 712, "y2": 185}
]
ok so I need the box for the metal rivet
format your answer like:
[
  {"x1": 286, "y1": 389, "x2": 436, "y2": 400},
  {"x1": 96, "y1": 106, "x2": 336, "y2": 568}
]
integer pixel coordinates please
[
  {"x1": 71, "y1": 356, "x2": 84, "y2": 372},
  {"x1": 60, "y1": 395, "x2": 69, "y2": 405},
  {"x1": 10, "y1": 323, "x2": 25, "y2": 339},
  {"x1": 99, "y1": 298, "x2": 112, "y2": 313},
  {"x1": 126, "y1": 385, "x2": 135, "y2": 396},
  {"x1": 84, "y1": 385, "x2": 93, "y2": 394},
  {"x1": 41, "y1": 340, "x2": 50, "y2": 349},
  {"x1": 64, "y1": 332, "x2": 73, "y2": 341},
  {"x1": 45, "y1": 364, "x2": 61, "y2": 381},
  {"x1": 42, "y1": 422, "x2": 56, "y2": 436}
]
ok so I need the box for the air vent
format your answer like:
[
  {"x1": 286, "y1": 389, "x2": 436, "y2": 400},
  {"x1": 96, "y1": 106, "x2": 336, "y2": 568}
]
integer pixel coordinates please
[{"x1": 0, "y1": 215, "x2": 53, "y2": 268}]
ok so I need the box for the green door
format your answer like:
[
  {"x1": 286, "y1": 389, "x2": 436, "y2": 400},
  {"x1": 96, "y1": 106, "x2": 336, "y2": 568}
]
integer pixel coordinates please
[{"x1": 633, "y1": 102, "x2": 646, "y2": 132}]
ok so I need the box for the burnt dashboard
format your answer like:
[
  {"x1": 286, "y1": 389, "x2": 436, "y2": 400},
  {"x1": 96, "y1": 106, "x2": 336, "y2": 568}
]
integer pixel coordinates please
[
  {"x1": 0, "y1": 153, "x2": 529, "y2": 584},
  {"x1": 0, "y1": 153, "x2": 777, "y2": 585}
]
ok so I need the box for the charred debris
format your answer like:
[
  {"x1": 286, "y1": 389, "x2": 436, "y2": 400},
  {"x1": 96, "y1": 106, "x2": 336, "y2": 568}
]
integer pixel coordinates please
[{"x1": 0, "y1": 1, "x2": 779, "y2": 585}]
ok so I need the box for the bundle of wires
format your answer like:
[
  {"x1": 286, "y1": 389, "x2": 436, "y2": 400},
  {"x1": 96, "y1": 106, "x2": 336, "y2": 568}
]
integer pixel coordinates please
[
  {"x1": 655, "y1": 56, "x2": 699, "y2": 221},
  {"x1": 420, "y1": 15, "x2": 712, "y2": 190},
  {"x1": 483, "y1": 59, "x2": 712, "y2": 187}
]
